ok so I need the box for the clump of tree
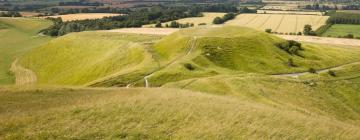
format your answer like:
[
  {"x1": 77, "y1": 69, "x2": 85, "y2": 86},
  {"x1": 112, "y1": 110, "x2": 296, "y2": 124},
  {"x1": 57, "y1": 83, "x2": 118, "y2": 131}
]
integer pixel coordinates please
[
  {"x1": 303, "y1": 24, "x2": 316, "y2": 36},
  {"x1": 0, "y1": 11, "x2": 22, "y2": 17},
  {"x1": 167, "y1": 21, "x2": 194, "y2": 28},
  {"x1": 275, "y1": 40, "x2": 303, "y2": 56},
  {"x1": 213, "y1": 12, "x2": 236, "y2": 24},
  {"x1": 265, "y1": 29, "x2": 272, "y2": 33},
  {"x1": 239, "y1": 7, "x2": 257, "y2": 13},
  {"x1": 41, "y1": 4, "x2": 240, "y2": 36}
]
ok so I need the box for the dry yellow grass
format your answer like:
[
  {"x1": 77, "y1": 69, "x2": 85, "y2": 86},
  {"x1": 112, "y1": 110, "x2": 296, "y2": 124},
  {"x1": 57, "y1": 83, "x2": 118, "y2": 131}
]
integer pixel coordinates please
[
  {"x1": 226, "y1": 14, "x2": 329, "y2": 33},
  {"x1": 257, "y1": 10, "x2": 323, "y2": 15},
  {"x1": 143, "y1": 12, "x2": 226, "y2": 27},
  {"x1": 46, "y1": 13, "x2": 122, "y2": 21}
]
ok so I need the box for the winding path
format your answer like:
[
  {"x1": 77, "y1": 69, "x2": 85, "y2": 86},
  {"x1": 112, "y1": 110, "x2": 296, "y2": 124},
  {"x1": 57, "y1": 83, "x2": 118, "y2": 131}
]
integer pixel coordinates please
[
  {"x1": 143, "y1": 37, "x2": 198, "y2": 87},
  {"x1": 10, "y1": 59, "x2": 37, "y2": 85},
  {"x1": 273, "y1": 61, "x2": 360, "y2": 78}
]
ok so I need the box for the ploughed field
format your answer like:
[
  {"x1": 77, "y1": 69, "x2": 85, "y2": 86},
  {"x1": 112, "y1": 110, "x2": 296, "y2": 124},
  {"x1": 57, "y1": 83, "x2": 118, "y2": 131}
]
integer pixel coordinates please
[{"x1": 225, "y1": 14, "x2": 329, "y2": 34}]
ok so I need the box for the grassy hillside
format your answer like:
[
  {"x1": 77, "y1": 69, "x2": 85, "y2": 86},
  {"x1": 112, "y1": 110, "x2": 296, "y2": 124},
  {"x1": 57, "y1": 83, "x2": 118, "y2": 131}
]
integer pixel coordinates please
[
  {"x1": 141, "y1": 26, "x2": 360, "y2": 86},
  {"x1": 19, "y1": 32, "x2": 162, "y2": 86},
  {"x1": 0, "y1": 87, "x2": 359, "y2": 139},
  {"x1": 28, "y1": 26, "x2": 359, "y2": 87},
  {"x1": 0, "y1": 17, "x2": 52, "y2": 85}
]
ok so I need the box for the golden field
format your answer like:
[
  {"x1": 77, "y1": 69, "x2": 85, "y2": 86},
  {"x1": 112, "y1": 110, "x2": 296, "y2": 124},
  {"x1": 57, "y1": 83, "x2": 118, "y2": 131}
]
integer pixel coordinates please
[{"x1": 225, "y1": 14, "x2": 329, "y2": 33}]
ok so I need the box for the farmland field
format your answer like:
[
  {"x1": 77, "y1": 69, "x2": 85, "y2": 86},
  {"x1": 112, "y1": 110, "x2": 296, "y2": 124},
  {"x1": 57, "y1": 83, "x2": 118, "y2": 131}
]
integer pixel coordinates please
[
  {"x1": 225, "y1": 14, "x2": 329, "y2": 34},
  {"x1": 321, "y1": 24, "x2": 360, "y2": 38},
  {"x1": 46, "y1": 13, "x2": 122, "y2": 21},
  {"x1": 257, "y1": 10, "x2": 323, "y2": 15},
  {"x1": 143, "y1": 12, "x2": 226, "y2": 27}
]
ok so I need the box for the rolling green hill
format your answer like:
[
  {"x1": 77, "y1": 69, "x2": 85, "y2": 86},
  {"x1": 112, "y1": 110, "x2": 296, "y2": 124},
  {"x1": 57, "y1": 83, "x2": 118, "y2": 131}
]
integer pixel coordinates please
[
  {"x1": 0, "y1": 17, "x2": 52, "y2": 85},
  {"x1": 19, "y1": 26, "x2": 360, "y2": 87},
  {"x1": 19, "y1": 32, "x2": 162, "y2": 86}
]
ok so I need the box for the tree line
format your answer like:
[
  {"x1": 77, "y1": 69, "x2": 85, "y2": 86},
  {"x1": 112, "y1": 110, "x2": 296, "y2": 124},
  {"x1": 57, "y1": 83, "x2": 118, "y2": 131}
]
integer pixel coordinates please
[
  {"x1": 327, "y1": 12, "x2": 360, "y2": 24},
  {"x1": 0, "y1": 11, "x2": 21, "y2": 17},
  {"x1": 41, "y1": 4, "x2": 238, "y2": 36}
]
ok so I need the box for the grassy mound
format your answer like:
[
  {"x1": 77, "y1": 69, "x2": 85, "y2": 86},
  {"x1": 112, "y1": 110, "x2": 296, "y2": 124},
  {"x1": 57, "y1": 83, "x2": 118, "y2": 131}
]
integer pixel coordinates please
[
  {"x1": 0, "y1": 17, "x2": 52, "y2": 85},
  {"x1": 144, "y1": 26, "x2": 360, "y2": 86},
  {"x1": 19, "y1": 32, "x2": 162, "y2": 86},
  {"x1": 0, "y1": 87, "x2": 359, "y2": 139}
]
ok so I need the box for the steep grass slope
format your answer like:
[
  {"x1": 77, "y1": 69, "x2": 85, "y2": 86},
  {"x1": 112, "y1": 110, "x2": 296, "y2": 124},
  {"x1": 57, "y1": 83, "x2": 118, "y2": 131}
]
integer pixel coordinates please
[
  {"x1": 0, "y1": 17, "x2": 52, "y2": 84},
  {"x1": 0, "y1": 87, "x2": 359, "y2": 139},
  {"x1": 19, "y1": 32, "x2": 162, "y2": 86}
]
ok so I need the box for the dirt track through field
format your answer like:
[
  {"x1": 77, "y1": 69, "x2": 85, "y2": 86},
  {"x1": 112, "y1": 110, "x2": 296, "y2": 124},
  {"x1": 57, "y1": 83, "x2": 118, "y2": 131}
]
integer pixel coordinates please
[
  {"x1": 103, "y1": 28, "x2": 360, "y2": 47},
  {"x1": 273, "y1": 61, "x2": 360, "y2": 78},
  {"x1": 10, "y1": 59, "x2": 37, "y2": 85}
]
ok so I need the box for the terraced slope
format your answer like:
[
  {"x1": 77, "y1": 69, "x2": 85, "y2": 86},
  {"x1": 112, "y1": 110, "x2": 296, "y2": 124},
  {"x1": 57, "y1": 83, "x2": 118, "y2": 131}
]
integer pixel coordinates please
[
  {"x1": 0, "y1": 87, "x2": 359, "y2": 139},
  {"x1": 19, "y1": 32, "x2": 162, "y2": 86},
  {"x1": 0, "y1": 17, "x2": 52, "y2": 85}
]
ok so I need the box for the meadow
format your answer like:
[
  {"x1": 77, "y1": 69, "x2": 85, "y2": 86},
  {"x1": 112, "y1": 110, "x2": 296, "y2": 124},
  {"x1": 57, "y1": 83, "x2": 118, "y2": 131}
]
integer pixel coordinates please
[
  {"x1": 321, "y1": 24, "x2": 360, "y2": 38},
  {"x1": 143, "y1": 12, "x2": 226, "y2": 27},
  {"x1": 225, "y1": 14, "x2": 329, "y2": 33},
  {"x1": 0, "y1": 17, "x2": 52, "y2": 85},
  {"x1": 2, "y1": 20, "x2": 360, "y2": 139},
  {"x1": 46, "y1": 13, "x2": 122, "y2": 21}
]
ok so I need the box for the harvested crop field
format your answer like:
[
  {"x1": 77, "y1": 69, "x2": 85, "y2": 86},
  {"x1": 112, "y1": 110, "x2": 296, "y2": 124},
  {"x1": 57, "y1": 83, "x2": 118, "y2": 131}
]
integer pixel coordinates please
[
  {"x1": 257, "y1": 10, "x2": 323, "y2": 15},
  {"x1": 46, "y1": 13, "x2": 122, "y2": 21},
  {"x1": 225, "y1": 14, "x2": 329, "y2": 33},
  {"x1": 278, "y1": 35, "x2": 360, "y2": 46},
  {"x1": 143, "y1": 12, "x2": 226, "y2": 27}
]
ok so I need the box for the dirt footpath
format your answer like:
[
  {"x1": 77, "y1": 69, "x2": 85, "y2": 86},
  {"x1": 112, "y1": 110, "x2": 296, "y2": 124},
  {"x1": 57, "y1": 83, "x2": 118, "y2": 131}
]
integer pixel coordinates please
[{"x1": 10, "y1": 59, "x2": 37, "y2": 85}]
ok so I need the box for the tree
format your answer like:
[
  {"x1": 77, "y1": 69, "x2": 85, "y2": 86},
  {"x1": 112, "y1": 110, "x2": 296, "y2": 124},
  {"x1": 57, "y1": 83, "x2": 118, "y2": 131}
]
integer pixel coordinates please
[
  {"x1": 223, "y1": 12, "x2": 235, "y2": 21},
  {"x1": 213, "y1": 17, "x2": 224, "y2": 24},
  {"x1": 303, "y1": 24, "x2": 312, "y2": 35},
  {"x1": 155, "y1": 22, "x2": 162, "y2": 28},
  {"x1": 308, "y1": 68, "x2": 316, "y2": 74},
  {"x1": 265, "y1": 29, "x2": 272, "y2": 33}
]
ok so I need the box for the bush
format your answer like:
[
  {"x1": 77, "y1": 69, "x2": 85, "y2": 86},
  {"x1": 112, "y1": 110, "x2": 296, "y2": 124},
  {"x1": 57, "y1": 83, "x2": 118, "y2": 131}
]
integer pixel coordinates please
[
  {"x1": 308, "y1": 68, "x2": 317, "y2": 73},
  {"x1": 265, "y1": 29, "x2": 272, "y2": 33},
  {"x1": 328, "y1": 70, "x2": 336, "y2": 77},
  {"x1": 297, "y1": 32, "x2": 302, "y2": 35},
  {"x1": 155, "y1": 22, "x2": 162, "y2": 28},
  {"x1": 213, "y1": 17, "x2": 225, "y2": 24},
  {"x1": 184, "y1": 63, "x2": 195, "y2": 70},
  {"x1": 198, "y1": 23, "x2": 207, "y2": 26},
  {"x1": 344, "y1": 34, "x2": 354, "y2": 38}
]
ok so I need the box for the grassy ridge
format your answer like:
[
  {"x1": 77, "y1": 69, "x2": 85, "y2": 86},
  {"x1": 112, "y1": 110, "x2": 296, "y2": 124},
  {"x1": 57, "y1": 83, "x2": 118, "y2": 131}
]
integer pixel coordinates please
[
  {"x1": 0, "y1": 87, "x2": 359, "y2": 139},
  {"x1": 20, "y1": 32, "x2": 162, "y2": 86},
  {"x1": 144, "y1": 26, "x2": 360, "y2": 86},
  {"x1": 0, "y1": 17, "x2": 52, "y2": 85}
]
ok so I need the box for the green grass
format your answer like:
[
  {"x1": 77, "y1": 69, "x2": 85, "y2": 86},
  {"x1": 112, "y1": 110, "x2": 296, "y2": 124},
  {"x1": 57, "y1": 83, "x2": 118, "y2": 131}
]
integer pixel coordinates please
[
  {"x1": 0, "y1": 17, "x2": 52, "y2": 85},
  {"x1": 19, "y1": 32, "x2": 162, "y2": 86},
  {"x1": 144, "y1": 26, "x2": 360, "y2": 86},
  {"x1": 322, "y1": 24, "x2": 360, "y2": 38},
  {"x1": 0, "y1": 86, "x2": 359, "y2": 139}
]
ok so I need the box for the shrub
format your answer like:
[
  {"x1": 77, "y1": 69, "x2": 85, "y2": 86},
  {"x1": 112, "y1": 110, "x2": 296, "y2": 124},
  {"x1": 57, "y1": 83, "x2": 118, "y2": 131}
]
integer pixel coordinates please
[
  {"x1": 265, "y1": 29, "x2": 272, "y2": 33},
  {"x1": 198, "y1": 23, "x2": 207, "y2": 26},
  {"x1": 344, "y1": 34, "x2": 354, "y2": 38},
  {"x1": 328, "y1": 70, "x2": 336, "y2": 77},
  {"x1": 184, "y1": 63, "x2": 195, "y2": 70},
  {"x1": 308, "y1": 68, "x2": 316, "y2": 73},
  {"x1": 213, "y1": 17, "x2": 225, "y2": 24},
  {"x1": 155, "y1": 22, "x2": 162, "y2": 28},
  {"x1": 297, "y1": 32, "x2": 302, "y2": 35}
]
